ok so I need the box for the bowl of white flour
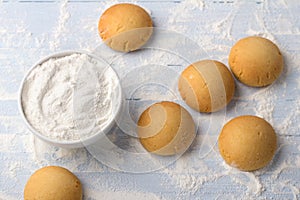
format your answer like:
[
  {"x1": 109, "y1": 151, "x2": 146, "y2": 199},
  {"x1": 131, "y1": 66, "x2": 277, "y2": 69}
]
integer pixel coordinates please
[{"x1": 19, "y1": 51, "x2": 122, "y2": 148}]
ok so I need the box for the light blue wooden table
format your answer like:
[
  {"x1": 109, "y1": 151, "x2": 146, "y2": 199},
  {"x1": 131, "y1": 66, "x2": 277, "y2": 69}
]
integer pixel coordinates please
[{"x1": 1, "y1": 0, "x2": 300, "y2": 199}]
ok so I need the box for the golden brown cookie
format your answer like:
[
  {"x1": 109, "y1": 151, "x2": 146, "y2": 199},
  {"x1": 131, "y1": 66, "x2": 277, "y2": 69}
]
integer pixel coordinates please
[
  {"x1": 178, "y1": 60, "x2": 235, "y2": 113},
  {"x1": 98, "y1": 3, "x2": 153, "y2": 52},
  {"x1": 229, "y1": 36, "x2": 283, "y2": 87},
  {"x1": 218, "y1": 115, "x2": 277, "y2": 171},
  {"x1": 24, "y1": 166, "x2": 82, "y2": 200},
  {"x1": 137, "y1": 101, "x2": 196, "y2": 156}
]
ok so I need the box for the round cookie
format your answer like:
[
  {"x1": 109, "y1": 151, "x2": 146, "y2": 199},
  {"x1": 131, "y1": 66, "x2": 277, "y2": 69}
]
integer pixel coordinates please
[
  {"x1": 98, "y1": 3, "x2": 153, "y2": 52},
  {"x1": 218, "y1": 115, "x2": 277, "y2": 171},
  {"x1": 137, "y1": 101, "x2": 196, "y2": 156},
  {"x1": 24, "y1": 166, "x2": 82, "y2": 200},
  {"x1": 178, "y1": 60, "x2": 235, "y2": 113},
  {"x1": 229, "y1": 36, "x2": 283, "y2": 87}
]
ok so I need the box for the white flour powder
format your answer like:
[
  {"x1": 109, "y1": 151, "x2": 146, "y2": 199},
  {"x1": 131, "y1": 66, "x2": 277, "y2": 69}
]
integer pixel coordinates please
[{"x1": 21, "y1": 53, "x2": 118, "y2": 141}]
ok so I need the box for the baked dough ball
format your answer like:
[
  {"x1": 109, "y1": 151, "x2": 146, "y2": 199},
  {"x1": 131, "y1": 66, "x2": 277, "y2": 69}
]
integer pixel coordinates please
[
  {"x1": 178, "y1": 60, "x2": 235, "y2": 113},
  {"x1": 137, "y1": 101, "x2": 196, "y2": 156},
  {"x1": 98, "y1": 3, "x2": 153, "y2": 52},
  {"x1": 218, "y1": 115, "x2": 277, "y2": 171},
  {"x1": 24, "y1": 166, "x2": 82, "y2": 200},
  {"x1": 229, "y1": 36, "x2": 283, "y2": 87}
]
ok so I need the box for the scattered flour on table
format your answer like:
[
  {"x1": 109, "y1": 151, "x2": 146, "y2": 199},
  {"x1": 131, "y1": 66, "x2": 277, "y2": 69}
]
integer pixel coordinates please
[
  {"x1": 49, "y1": 0, "x2": 70, "y2": 51},
  {"x1": 0, "y1": 192, "x2": 15, "y2": 200},
  {"x1": 162, "y1": 153, "x2": 264, "y2": 196},
  {"x1": 84, "y1": 190, "x2": 163, "y2": 200},
  {"x1": 21, "y1": 53, "x2": 117, "y2": 141}
]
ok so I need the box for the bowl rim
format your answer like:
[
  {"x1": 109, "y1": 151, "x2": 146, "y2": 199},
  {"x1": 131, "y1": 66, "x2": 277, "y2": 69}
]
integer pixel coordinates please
[{"x1": 18, "y1": 50, "x2": 123, "y2": 148}]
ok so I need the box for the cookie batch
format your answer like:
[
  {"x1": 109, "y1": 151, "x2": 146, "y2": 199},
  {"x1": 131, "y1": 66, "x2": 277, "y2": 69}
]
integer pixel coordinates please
[
  {"x1": 24, "y1": 3, "x2": 284, "y2": 199},
  {"x1": 99, "y1": 3, "x2": 282, "y2": 170}
]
